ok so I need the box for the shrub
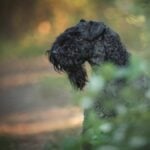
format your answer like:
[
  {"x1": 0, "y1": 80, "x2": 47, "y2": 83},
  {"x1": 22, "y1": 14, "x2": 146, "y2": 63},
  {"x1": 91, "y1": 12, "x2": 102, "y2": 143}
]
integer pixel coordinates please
[{"x1": 66, "y1": 56, "x2": 150, "y2": 150}]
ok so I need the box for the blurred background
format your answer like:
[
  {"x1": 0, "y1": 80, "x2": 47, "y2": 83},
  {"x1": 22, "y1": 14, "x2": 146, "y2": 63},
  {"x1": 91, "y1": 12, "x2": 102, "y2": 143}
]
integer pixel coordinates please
[{"x1": 0, "y1": 0, "x2": 150, "y2": 149}]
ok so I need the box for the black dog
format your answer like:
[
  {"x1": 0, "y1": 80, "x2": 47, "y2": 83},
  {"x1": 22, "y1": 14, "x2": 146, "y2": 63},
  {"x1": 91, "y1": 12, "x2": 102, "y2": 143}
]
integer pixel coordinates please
[{"x1": 47, "y1": 19, "x2": 129, "y2": 90}]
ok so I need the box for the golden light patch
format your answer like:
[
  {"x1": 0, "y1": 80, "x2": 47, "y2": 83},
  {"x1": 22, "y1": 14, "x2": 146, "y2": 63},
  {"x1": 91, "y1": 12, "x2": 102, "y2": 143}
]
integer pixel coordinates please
[
  {"x1": 0, "y1": 107, "x2": 82, "y2": 135},
  {"x1": 126, "y1": 15, "x2": 145, "y2": 26},
  {"x1": 37, "y1": 21, "x2": 51, "y2": 35}
]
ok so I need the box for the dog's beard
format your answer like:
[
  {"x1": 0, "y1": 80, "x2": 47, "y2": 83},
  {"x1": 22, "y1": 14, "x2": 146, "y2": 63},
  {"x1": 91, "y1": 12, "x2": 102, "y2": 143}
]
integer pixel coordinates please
[
  {"x1": 66, "y1": 66, "x2": 88, "y2": 90},
  {"x1": 49, "y1": 52, "x2": 88, "y2": 90}
]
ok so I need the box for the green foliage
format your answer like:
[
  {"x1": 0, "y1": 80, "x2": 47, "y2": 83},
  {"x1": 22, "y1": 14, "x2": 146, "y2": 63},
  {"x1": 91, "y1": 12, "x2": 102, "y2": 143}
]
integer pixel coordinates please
[
  {"x1": 61, "y1": 137, "x2": 82, "y2": 150},
  {"x1": 63, "y1": 56, "x2": 150, "y2": 150},
  {"x1": 0, "y1": 136, "x2": 18, "y2": 150}
]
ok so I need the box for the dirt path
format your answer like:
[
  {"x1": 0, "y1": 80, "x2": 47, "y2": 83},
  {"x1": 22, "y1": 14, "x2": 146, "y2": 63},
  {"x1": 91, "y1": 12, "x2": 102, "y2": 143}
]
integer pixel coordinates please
[{"x1": 0, "y1": 56, "x2": 83, "y2": 149}]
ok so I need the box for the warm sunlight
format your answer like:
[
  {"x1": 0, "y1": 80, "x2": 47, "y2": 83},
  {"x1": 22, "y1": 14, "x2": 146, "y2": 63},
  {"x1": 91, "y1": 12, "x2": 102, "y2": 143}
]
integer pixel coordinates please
[{"x1": 37, "y1": 21, "x2": 51, "y2": 35}]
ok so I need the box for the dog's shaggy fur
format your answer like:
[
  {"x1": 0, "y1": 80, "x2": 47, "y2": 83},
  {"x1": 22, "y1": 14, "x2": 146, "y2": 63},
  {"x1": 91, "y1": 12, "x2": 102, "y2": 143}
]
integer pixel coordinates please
[{"x1": 47, "y1": 19, "x2": 129, "y2": 90}]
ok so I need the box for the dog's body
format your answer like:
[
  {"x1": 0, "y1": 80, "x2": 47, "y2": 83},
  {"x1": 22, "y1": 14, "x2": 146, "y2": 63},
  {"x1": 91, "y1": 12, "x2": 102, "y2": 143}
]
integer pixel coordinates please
[{"x1": 48, "y1": 19, "x2": 129, "y2": 90}]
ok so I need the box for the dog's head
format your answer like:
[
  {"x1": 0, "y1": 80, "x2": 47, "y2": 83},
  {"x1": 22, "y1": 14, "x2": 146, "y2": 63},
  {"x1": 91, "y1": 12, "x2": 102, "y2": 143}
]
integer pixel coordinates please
[{"x1": 47, "y1": 19, "x2": 129, "y2": 90}]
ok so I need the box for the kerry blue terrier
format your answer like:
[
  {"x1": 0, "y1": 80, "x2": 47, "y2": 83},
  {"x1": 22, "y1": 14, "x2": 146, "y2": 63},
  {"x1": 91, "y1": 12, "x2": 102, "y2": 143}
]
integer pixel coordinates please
[{"x1": 47, "y1": 19, "x2": 129, "y2": 90}]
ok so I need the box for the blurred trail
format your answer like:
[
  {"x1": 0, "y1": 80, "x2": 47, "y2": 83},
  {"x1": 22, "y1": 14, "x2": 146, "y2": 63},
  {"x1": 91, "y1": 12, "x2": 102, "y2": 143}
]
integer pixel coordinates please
[
  {"x1": 0, "y1": 107, "x2": 82, "y2": 135},
  {"x1": 0, "y1": 56, "x2": 82, "y2": 136},
  {"x1": 0, "y1": 56, "x2": 59, "y2": 89}
]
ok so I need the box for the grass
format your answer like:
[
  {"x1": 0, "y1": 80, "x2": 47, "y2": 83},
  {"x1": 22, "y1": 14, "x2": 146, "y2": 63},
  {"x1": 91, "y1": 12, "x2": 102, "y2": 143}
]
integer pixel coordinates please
[
  {"x1": 0, "y1": 31, "x2": 57, "y2": 62},
  {"x1": 0, "y1": 127, "x2": 81, "y2": 150},
  {"x1": 0, "y1": 40, "x2": 48, "y2": 61},
  {"x1": 0, "y1": 136, "x2": 18, "y2": 150}
]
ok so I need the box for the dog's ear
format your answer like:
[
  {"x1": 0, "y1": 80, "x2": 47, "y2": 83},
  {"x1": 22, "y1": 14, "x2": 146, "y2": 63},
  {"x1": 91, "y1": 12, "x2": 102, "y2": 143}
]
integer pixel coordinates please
[
  {"x1": 77, "y1": 20, "x2": 106, "y2": 40},
  {"x1": 88, "y1": 21, "x2": 106, "y2": 40}
]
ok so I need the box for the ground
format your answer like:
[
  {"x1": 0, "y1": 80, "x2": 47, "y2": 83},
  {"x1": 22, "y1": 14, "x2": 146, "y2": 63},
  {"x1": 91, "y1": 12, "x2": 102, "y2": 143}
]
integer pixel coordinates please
[{"x1": 0, "y1": 56, "x2": 82, "y2": 150}]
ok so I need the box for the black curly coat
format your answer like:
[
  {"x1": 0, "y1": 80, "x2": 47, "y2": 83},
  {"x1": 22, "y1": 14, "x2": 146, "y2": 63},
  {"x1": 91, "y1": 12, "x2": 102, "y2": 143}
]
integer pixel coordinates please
[{"x1": 47, "y1": 19, "x2": 129, "y2": 90}]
